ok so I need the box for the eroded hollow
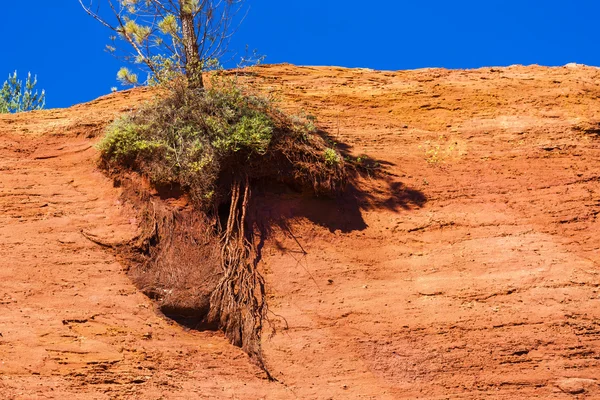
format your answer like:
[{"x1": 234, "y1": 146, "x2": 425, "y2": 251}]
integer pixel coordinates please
[
  {"x1": 121, "y1": 175, "x2": 223, "y2": 330},
  {"x1": 115, "y1": 173, "x2": 271, "y2": 376}
]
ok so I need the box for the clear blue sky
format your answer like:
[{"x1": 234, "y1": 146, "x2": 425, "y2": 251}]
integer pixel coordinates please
[{"x1": 1, "y1": 1, "x2": 598, "y2": 108}]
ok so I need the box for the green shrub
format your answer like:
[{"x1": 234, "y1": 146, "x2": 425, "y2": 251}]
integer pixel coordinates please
[{"x1": 98, "y1": 74, "x2": 346, "y2": 210}]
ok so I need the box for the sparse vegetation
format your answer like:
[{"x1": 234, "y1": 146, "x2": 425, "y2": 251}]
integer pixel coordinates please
[
  {"x1": 99, "y1": 74, "x2": 346, "y2": 211},
  {"x1": 419, "y1": 134, "x2": 462, "y2": 164},
  {"x1": 0, "y1": 71, "x2": 45, "y2": 113}
]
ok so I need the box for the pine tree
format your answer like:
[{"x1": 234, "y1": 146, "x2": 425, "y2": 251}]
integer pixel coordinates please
[
  {"x1": 0, "y1": 71, "x2": 46, "y2": 114},
  {"x1": 79, "y1": 0, "x2": 244, "y2": 88}
]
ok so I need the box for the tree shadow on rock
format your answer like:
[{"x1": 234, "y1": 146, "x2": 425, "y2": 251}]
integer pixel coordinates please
[{"x1": 250, "y1": 132, "x2": 427, "y2": 236}]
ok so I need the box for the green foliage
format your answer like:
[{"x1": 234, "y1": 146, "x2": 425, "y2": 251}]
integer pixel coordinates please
[
  {"x1": 146, "y1": 55, "x2": 181, "y2": 86},
  {"x1": 98, "y1": 74, "x2": 346, "y2": 210},
  {"x1": 211, "y1": 113, "x2": 273, "y2": 154},
  {"x1": 324, "y1": 148, "x2": 340, "y2": 166},
  {"x1": 0, "y1": 71, "x2": 45, "y2": 113},
  {"x1": 81, "y1": 0, "x2": 245, "y2": 87},
  {"x1": 117, "y1": 67, "x2": 138, "y2": 86},
  {"x1": 99, "y1": 118, "x2": 162, "y2": 162}
]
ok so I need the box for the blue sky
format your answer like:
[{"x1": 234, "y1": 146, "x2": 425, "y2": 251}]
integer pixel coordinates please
[{"x1": 1, "y1": 1, "x2": 598, "y2": 108}]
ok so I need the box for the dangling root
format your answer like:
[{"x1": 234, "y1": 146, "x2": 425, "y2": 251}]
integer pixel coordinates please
[{"x1": 208, "y1": 176, "x2": 270, "y2": 378}]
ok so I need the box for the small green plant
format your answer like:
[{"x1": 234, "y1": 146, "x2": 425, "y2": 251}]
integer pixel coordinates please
[
  {"x1": 324, "y1": 148, "x2": 340, "y2": 166},
  {"x1": 0, "y1": 71, "x2": 45, "y2": 113},
  {"x1": 419, "y1": 134, "x2": 461, "y2": 164}
]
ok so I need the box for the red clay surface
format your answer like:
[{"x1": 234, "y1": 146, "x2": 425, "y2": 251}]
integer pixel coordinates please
[{"x1": 1, "y1": 64, "x2": 599, "y2": 398}]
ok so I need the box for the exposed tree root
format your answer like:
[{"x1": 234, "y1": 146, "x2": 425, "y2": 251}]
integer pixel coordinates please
[
  {"x1": 80, "y1": 229, "x2": 121, "y2": 249},
  {"x1": 106, "y1": 174, "x2": 271, "y2": 378},
  {"x1": 208, "y1": 176, "x2": 271, "y2": 378}
]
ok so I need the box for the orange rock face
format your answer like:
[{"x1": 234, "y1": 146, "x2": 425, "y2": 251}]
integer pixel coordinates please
[{"x1": 1, "y1": 64, "x2": 599, "y2": 398}]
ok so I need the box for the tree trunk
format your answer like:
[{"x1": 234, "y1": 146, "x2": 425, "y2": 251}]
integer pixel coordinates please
[{"x1": 180, "y1": 3, "x2": 203, "y2": 88}]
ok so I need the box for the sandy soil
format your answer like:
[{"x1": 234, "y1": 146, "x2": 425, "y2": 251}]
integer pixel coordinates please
[{"x1": 1, "y1": 64, "x2": 599, "y2": 399}]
